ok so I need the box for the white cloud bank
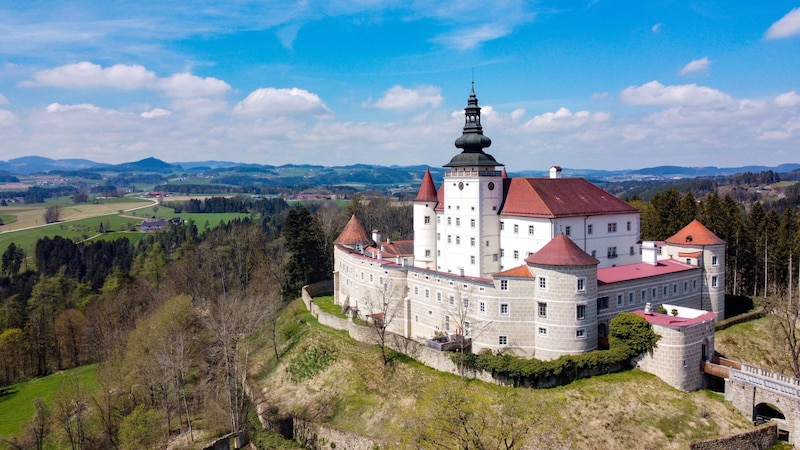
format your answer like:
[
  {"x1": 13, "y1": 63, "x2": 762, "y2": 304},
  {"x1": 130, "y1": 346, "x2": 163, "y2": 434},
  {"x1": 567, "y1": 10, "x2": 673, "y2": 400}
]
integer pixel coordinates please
[
  {"x1": 368, "y1": 85, "x2": 443, "y2": 110},
  {"x1": 233, "y1": 87, "x2": 329, "y2": 116},
  {"x1": 620, "y1": 81, "x2": 733, "y2": 107},
  {"x1": 765, "y1": 7, "x2": 800, "y2": 39}
]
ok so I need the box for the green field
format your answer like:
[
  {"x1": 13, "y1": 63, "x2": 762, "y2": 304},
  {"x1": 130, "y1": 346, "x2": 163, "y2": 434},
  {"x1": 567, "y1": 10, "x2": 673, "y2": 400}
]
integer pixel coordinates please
[
  {"x1": 131, "y1": 206, "x2": 254, "y2": 233},
  {"x1": 0, "y1": 365, "x2": 97, "y2": 439},
  {"x1": 0, "y1": 214, "x2": 143, "y2": 258}
]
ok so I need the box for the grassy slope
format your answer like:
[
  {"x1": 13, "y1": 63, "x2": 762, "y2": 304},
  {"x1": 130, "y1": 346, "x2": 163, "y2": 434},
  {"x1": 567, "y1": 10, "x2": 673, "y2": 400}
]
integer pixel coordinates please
[
  {"x1": 0, "y1": 365, "x2": 97, "y2": 438},
  {"x1": 251, "y1": 300, "x2": 752, "y2": 450},
  {"x1": 715, "y1": 315, "x2": 792, "y2": 373}
]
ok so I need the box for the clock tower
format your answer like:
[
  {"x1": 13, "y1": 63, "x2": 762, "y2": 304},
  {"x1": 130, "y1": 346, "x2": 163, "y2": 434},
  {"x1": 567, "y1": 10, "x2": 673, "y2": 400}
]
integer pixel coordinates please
[{"x1": 436, "y1": 85, "x2": 504, "y2": 278}]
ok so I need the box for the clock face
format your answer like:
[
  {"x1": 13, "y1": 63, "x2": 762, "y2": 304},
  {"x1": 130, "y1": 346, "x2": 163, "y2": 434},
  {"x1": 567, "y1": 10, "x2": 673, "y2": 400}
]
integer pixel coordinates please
[
  {"x1": 488, "y1": 182, "x2": 495, "y2": 191},
  {"x1": 458, "y1": 182, "x2": 464, "y2": 190}
]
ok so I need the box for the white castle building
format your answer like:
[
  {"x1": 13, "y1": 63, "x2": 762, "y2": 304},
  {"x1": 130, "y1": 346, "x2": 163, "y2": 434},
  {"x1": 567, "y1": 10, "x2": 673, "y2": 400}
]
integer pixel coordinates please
[{"x1": 332, "y1": 87, "x2": 724, "y2": 385}]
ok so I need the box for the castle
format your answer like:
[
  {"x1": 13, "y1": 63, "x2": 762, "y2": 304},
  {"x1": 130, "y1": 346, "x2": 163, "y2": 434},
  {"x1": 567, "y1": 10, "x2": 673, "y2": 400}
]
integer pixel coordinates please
[{"x1": 332, "y1": 86, "x2": 724, "y2": 389}]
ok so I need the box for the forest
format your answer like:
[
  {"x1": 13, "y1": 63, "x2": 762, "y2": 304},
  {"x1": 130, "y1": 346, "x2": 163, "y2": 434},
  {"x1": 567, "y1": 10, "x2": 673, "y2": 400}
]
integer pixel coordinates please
[{"x1": 1, "y1": 177, "x2": 800, "y2": 447}]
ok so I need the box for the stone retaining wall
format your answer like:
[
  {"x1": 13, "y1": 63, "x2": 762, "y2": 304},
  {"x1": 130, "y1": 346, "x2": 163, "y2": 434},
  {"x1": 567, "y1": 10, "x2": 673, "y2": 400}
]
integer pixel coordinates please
[
  {"x1": 302, "y1": 281, "x2": 495, "y2": 383},
  {"x1": 689, "y1": 423, "x2": 776, "y2": 450}
]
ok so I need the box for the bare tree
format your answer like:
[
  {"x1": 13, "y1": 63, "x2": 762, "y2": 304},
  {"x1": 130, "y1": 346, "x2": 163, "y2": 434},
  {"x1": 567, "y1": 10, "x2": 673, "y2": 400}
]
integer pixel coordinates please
[
  {"x1": 360, "y1": 279, "x2": 404, "y2": 366},
  {"x1": 767, "y1": 255, "x2": 800, "y2": 378},
  {"x1": 444, "y1": 284, "x2": 492, "y2": 378}
]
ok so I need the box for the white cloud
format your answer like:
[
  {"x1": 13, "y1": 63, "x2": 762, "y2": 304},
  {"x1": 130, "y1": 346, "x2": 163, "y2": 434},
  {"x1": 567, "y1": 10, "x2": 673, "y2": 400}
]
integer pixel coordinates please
[
  {"x1": 591, "y1": 92, "x2": 609, "y2": 100},
  {"x1": 0, "y1": 110, "x2": 17, "y2": 126},
  {"x1": 774, "y1": 91, "x2": 800, "y2": 107},
  {"x1": 765, "y1": 7, "x2": 800, "y2": 40},
  {"x1": 433, "y1": 24, "x2": 512, "y2": 50},
  {"x1": 27, "y1": 62, "x2": 156, "y2": 89},
  {"x1": 369, "y1": 85, "x2": 443, "y2": 111},
  {"x1": 620, "y1": 81, "x2": 733, "y2": 107},
  {"x1": 140, "y1": 108, "x2": 172, "y2": 119},
  {"x1": 652, "y1": 23, "x2": 662, "y2": 33},
  {"x1": 0, "y1": 94, "x2": 8, "y2": 105},
  {"x1": 233, "y1": 87, "x2": 329, "y2": 115},
  {"x1": 679, "y1": 57, "x2": 711, "y2": 76},
  {"x1": 523, "y1": 107, "x2": 610, "y2": 132},
  {"x1": 156, "y1": 73, "x2": 231, "y2": 98},
  {"x1": 46, "y1": 102, "x2": 102, "y2": 113}
]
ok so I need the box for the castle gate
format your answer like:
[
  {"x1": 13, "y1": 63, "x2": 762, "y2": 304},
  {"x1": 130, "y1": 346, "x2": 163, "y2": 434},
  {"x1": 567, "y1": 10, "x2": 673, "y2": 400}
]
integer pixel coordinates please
[{"x1": 721, "y1": 362, "x2": 800, "y2": 445}]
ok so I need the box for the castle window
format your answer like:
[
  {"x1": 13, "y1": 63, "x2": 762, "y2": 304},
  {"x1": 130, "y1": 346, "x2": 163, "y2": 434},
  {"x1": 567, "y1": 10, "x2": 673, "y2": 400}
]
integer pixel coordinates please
[
  {"x1": 425, "y1": 250, "x2": 431, "y2": 257},
  {"x1": 641, "y1": 289, "x2": 647, "y2": 302},
  {"x1": 712, "y1": 255, "x2": 718, "y2": 266},
  {"x1": 437, "y1": 292, "x2": 442, "y2": 303},
  {"x1": 456, "y1": 218, "x2": 461, "y2": 226},
  {"x1": 449, "y1": 295, "x2": 455, "y2": 306},
  {"x1": 565, "y1": 226, "x2": 571, "y2": 236},
  {"x1": 577, "y1": 277, "x2": 586, "y2": 292},
  {"x1": 500, "y1": 221, "x2": 505, "y2": 230},
  {"x1": 629, "y1": 292, "x2": 634, "y2": 304},
  {"x1": 591, "y1": 250, "x2": 597, "y2": 258},
  {"x1": 627, "y1": 221, "x2": 631, "y2": 231},
  {"x1": 447, "y1": 235, "x2": 452, "y2": 243},
  {"x1": 447, "y1": 217, "x2": 451, "y2": 225},
  {"x1": 493, "y1": 254, "x2": 498, "y2": 261},
  {"x1": 369, "y1": 274, "x2": 373, "y2": 282},
  {"x1": 479, "y1": 301, "x2": 486, "y2": 313},
  {"x1": 652, "y1": 287, "x2": 657, "y2": 299},
  {"x1": 673, "y1": 284, "x2": 678, "y2": 294},
  {"x1": 456, "y1": 236, "x2": 461, "y2": 245},
  {"x1": 470, "y1": 256, "x2": 475, "y2": 265},
  {"x1": 437, "y1": 216, "x2": 441, "y2": 224},
  {"x1": 444, "y1": 315, "x2": 450, "y2": 331},
  {"x1": 499, "y1": 335, "x2": 508, "y2": 345},
  {"x1": 500, "y1": 303, "x2": 509, "y2": 316},
  {"x1": 538, "y1": 302, "x2": 547, "y2": 318},
  {"x1": 470, "y1": 237, "x2": 475, "y2": 247},
  {"x1": 513, "y1": 224, "x2": 519, "y2": 234},
  {"x1": 684, "y1": 281, "x2": 688, "y2": 292},
  {"x1": 425, "y1": 288, "x2": 430, "y2": 299},
  {"x1": 501, "y1": 249, "x2": 505, "y2": 257},
  {"x1": 463, "y1": 298, "x2": 469, "y2": 309},
  {"x1": 607, "y1": 247, "x2": 618, "y2": 259},
  {"x1": 424, "y1": 216, "x2": 431, "y2": 224},
  {"x1": 471, "y1": 219, "x2": 476, "y2": 228},
  {"x1": 513, "y1": 250, "x2": 519, "y2": 259},
  {"x1": 693, "y1": 280, "x2": 697, "y2": 290},
  {"x1": 538, "y1": 277, "x2": 547, "y2": 290},
  {"x1": 437, "y1": 233, "x2": 441, "y2": 241},
  {"x1": 663, "y1": 285, "x2": 668, "y2": 297},
  {"x1": 414, "y1": 286, "x2": 418, "y2": 295},
  {"x1": 415, "y1": 315, "x2": 419, "y2": 323},
  {"x1": 500, "y1": 280, "x2": 509, "y2": 291},
  {"x1": 686, "y1": 258, "x2": 691, "y2": 265},
  {"x1": 617, "y1": 294, "x2": 623, "y2": 307},
  {"x1": 464, "y1": 321, "x2": 471, "y2": 337},
  {"x1": 528, "y1": 225, "x2": 534, "y2": 235},
  {"x1": 587, "y1": 224, "x2": 593, "y2": 235},
  {"x1": 712, "y1": 276, "x2": 718, "y2": 287},
  {"x1": 630, "y1": 246, "x2": 634, "y2": 255},
  {"x1": 608, "y1": 223, "x2": 617, "y2": 233},
  {"x1": 597, "y1": 297, "x2": 609, "y2": 310},
  {"x1": 538, "y1": 327, "x2": 547, "y2": 336},
  {"x1": 577, "y1": 305, "x2": 586, "y2": 320},
  {"x1": 576, "y1": 329, "x2": 586, "y2": 339}
]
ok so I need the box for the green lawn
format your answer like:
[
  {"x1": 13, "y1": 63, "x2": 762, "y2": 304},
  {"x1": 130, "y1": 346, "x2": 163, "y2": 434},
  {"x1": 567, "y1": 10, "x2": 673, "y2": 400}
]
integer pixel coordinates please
[
  {"x1": 0, "y1": 365, "x2": 98, "y2": 439},
  {"x1": 132, "y1": 206, "x2": 254, "y2": 233}
]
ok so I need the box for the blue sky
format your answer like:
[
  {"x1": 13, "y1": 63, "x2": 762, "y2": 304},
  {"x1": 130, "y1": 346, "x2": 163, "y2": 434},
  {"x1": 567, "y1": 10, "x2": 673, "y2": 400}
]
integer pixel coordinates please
[{"x1": 1, "y1": 1, "x2": 799, "y2": 171}]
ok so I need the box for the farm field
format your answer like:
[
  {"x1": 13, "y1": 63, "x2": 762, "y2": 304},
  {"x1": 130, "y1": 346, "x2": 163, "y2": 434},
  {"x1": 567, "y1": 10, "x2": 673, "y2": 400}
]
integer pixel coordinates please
[
  {"x1": 0, "y1": 197, "x2": 153, "y2": 233},
  {"x1": 0, "y1": 365, "x2": 97, "y2": 439}
]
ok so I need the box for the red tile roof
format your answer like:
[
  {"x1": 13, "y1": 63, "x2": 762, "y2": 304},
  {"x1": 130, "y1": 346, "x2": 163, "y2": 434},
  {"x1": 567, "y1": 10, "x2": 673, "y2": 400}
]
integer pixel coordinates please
[
  {"x1": 434, "y1": 185, "x2": 445, "y2": 212},
  {"x1": 501, "y1": 178, "x2": 640, "y2": 218},
  {"x1": 494, "y1": 265, "x2": 534, "y2": 278},
  {"x1": 666, "y1": 220, "x2": 725, "y2": 246},
  {"x1": 334, "y1": 215, "x2": 373, "y2": 247},
  {"x1": 366, "y1": 240, "x2": 415, "y2": 257},
  {"x1": 525, "y1": 234, "x2": 599, "y2": 266},
  {"x1": 632, "y1": 309, "x2": 716, "y2": 328},
  {"x1": 414, "y1": 169, "x2": 439, "y2": 202},
  {"x1": 597, "y1": 259, "x2": 696, "y2": 284}
]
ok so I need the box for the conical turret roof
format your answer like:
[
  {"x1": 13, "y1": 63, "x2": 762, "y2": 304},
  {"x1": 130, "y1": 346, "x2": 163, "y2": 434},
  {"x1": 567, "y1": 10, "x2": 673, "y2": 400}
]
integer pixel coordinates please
[
  {"x1": 414, "y1": 169, "x2": 438, "y2": 202},
  {"x1": 334, "y1": 215, "x2": 373, "y2": 247},
  {"x1": 666, "y1": 220, "x2": 725, "y2": 246},
  {"x1": 525, "y1": 234, "x2": 599, "y2": 266}
]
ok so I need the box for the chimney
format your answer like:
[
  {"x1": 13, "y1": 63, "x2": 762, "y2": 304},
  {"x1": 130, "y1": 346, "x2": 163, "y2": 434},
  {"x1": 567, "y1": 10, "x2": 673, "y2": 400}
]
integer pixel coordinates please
[
  {"x1": 372, "y1": 229, "x2": 381, "y2": 243},
  {"x1": 641, "y1": 241, "x2": 659, "y2": 266},
  {"x1": 549, "y1": 166, "x2": 562, "y2": 179}
]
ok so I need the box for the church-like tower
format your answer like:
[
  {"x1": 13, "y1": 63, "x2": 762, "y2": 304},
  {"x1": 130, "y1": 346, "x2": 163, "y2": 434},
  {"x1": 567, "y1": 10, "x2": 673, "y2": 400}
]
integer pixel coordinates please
[{"x1": 436, "y1": 85, "x2": 504, "y2": 278}]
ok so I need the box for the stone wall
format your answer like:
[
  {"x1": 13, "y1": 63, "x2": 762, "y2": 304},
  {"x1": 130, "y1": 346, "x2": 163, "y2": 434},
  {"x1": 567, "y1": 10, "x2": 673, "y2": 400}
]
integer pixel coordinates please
[
  {"x1": 689, "y1": 423, "x2": 776, "y2": 450},
  {"x1": 303, "y1": 282, "x2": 496, "y2": 383}
]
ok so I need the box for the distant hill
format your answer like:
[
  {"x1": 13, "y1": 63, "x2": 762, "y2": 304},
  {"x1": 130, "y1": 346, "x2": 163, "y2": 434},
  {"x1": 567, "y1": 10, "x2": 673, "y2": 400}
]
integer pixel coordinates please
[
  {"x1": 1, "y1": 155, "x2": 798, "y2": 184},
  {"x1": 0, "y1": 156, "x2": 109, "y2": 174}
]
